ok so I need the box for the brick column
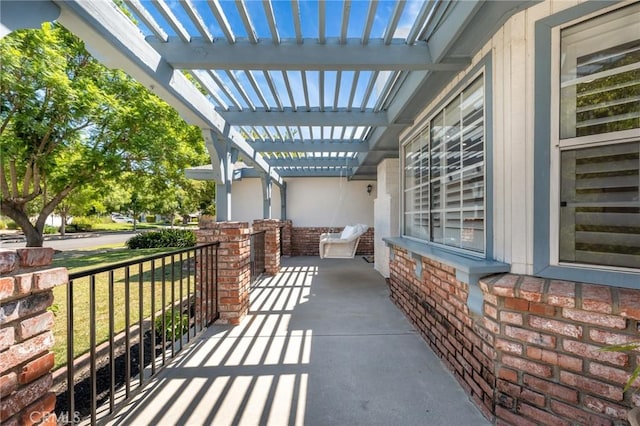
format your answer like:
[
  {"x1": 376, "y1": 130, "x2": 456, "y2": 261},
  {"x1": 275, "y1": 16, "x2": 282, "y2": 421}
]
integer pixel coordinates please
[
  {"x1": 252, "y1": 219, "x2": 282, "y2": 275},
  {"x1": 196, "y1": 221, "x2": 251, "y2": 325},
  {"x1": 0, "y1": 248, "x2": 68, "y2": 426},
  {"x1": 281, "y1": 220, "x2": 292, "y2": 257}
]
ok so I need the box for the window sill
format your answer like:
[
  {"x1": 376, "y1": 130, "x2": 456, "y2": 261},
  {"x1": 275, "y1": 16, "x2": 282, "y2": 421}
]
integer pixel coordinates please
[{"x1": 383, "y1": 237, "x2": 510, "y2": 285}]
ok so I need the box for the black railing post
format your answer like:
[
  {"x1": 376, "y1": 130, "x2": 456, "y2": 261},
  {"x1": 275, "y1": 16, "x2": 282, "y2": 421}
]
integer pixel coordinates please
[{"x1": 61, "y1": 243, "x2": 218, "y2": 424}]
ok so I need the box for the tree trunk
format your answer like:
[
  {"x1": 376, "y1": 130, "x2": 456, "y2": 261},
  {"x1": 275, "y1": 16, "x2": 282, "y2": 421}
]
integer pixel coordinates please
[
  {"x1": 24, "y1": 225, "x2": 44, "y2": 247},
  {"x1": 60, "y1": 213, "x2": 67, "y2": 236},
  {"x1": 0, "y1": 201, "x2": 45, "y2": 247}
]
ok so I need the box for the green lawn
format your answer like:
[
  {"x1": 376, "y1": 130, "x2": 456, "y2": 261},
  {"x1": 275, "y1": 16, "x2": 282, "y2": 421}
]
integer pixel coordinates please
[{"x1": 51, "y1": 247, "x2": 198, "y2": 369}]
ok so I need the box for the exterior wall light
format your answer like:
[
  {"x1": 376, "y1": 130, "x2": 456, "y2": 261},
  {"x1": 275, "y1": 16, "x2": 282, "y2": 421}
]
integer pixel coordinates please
[{"x1": 367, "y1": 184, "x2": 373, "y2": 196}]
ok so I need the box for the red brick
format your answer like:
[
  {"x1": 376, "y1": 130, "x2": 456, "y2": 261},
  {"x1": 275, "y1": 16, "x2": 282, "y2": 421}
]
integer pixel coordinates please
[
  {"x1": 581, "y1": 284, "x2": 613, "y2": 313},
  {"x1": 498, "y1": 367, "x2": 519, "y2": 383},
  {"x1": 15, "y1": 248, "x2": 53, "y2": 268},
  {"x1": 618, "y1": 288, "x2": 640, "y2": 320},
  {"x1": 0, "y1": 332, "x2": 54, "y2": 372},
  {"x1": 0, "y1": 373, "x2": 51, "y2": 422},
  {"x1": 529, "y1": 302, "x2": 557, "y2": 316},
  {"x1": 484, "y1": 303, "x2": 497, "y2": 319},
  {"x1": 505, "y1": 325, "x2": 556, "y2": 348},
  {"x1": 589, "y1": 362, "x2": 640, "y2": 387},
  {"x1": 492, "y1": 275, "x2": 519, "y2": 297},
  {"x1": 521, "y1": 389, "x2": 546, "y2": 407},
  {"x1": 503, "y1": 297, "x2": 529, "y2": 311},
  {"x1": 523, "y1": 374, "x2": 579, "y2": 402},
  {"x1": 589, "y1": 329, "x2": 637, "y2": 346},
  {"x1": 499, "y1": 311, "x2": 523, "y2": 325},
  {"x1": 584, "y1": 395, "x2": 630, "y2": 420},
  {"x1": 0, "y1": 415, "x2": 17, "y2": 426},
  {"x1": 563, "y1": 340, "x2": 628, "y2": 366},
  {"x1": 562, "y1": 308, "x2": 626, "y2": 329},
  {"x1": 0, "y1": 292, "x2": 54, "y2": 326},
  {"x1": 0, "y1": 327, "x2": 15, "y2": 352},
  {"x1": 18, "y1": 352, "x2": 54, "y2": 385},
  {"x1": 497, "y1": 379, "x2": 521, "y2": 397},
  {"x1": 518, "y1": 276, "x2": 544, "y2": 302},
  {"x1": 557, "y1": 353, "x2": 583, "y2": 371},
  {"x1": 546, "y1": 280, "x2": 576, "y2": 307},
  {"x1": 559, "y1": 371, "x2": 623, "y2": 401},
  {"x1": 14, "y1": 273, "x2": 32, "y2": 295},
  {"x1": 550, "y1": 400, "x2": 612, "y2": 426},
  {"x1": 19, "y1": 392, "x2": 56, "y2": 425},
  {"x1": 518, "y1": 402, "x2": 569, "y2": 426},
  {"x1": 0, "y1": 277, "x2": 15, "y2": 299},
  {"x1": 484, "y1": 293, "x2": 498, "y2": 305},
  {"x1": 495, "y1": 406, "x2": 536, "y2": 426},
  {"x1": 32, "y1": 268, "x2": 67, "y2": 291},
  {"x1": 633, "y1": 392, "x2": 640, "y2": 407},
  {"x1": 529, "y1": 316, "x2": 582, "y2": 338},
  {"x1": 0, "y1": 250, "x2": 17, "y2": 275},
  {"x1": 0, "y1": 373, "x2": 17, "y2": 398},
  {"x1": 502, "y1": 355, "x2": 553, "y2": 378},
  {"x1": 495, "y1": 338, "x2": 522, "y2": 354},
  {"x1": 17, "y1": 311, "x2": 54, "y2": 340}
]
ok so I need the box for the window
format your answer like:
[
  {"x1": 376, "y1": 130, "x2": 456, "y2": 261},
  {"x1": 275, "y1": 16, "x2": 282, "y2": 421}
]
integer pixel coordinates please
[
  {"x1": 556, "y1": 3, "x2": 640, "y2": 270},
  {"x1": 403, "y1": 75, "x2": 485, "y2": 254}
]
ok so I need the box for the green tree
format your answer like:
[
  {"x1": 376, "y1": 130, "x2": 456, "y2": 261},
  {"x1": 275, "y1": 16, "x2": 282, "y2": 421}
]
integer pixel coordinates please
[{"x1": 0, "y1": 23, "x2": 207, "y2": 246}]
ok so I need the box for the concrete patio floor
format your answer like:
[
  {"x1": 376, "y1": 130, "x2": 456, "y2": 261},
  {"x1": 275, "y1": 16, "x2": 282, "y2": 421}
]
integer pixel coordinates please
[{"x1": 105, "y1": 256, "x2": 488, "y2": 426}]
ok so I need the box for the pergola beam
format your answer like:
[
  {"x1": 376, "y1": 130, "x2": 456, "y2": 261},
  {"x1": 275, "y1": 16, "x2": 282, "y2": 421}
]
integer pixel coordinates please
[
  {"x1": 147, "y1": 38, "x2": 470, "y2": 71},
  {"x1": 219, "y1": 109, "x2": 388, "y2": 126},
  {"x1": 266, "y1": 158, "x2": 358, "y2": 167},
  {"x1": 252, "y1": 140, "x2": 368, "y2": 152}
]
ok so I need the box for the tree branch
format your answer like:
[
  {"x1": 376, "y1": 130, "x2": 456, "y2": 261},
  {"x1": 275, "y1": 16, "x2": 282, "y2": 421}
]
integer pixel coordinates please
[
  {"x1": 22, "y1": 160, "x2": 32, "y2": 197},
  {"x1": 0, "y1": 161, "x2": 10, "y2": 199},
  {"x1": 9, "y1": 159, "x2": 18, "y2": 198},
  {"x1": 36, "y1": 184, "x2": 75, "y2": 231}
]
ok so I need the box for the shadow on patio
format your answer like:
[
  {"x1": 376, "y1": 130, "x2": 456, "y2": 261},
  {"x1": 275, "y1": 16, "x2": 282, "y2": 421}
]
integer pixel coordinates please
[{"x1": 105, "y1": 257, "x2": 487, "y2": 426}]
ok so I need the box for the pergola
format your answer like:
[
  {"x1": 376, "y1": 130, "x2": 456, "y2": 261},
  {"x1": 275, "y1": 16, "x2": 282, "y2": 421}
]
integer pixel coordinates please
[{"x1": 1, "y1": 0, "x2": 532, "y2": 218}]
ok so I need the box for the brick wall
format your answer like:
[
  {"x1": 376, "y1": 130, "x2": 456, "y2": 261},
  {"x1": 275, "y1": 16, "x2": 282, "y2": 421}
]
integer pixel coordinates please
[
  {"x1": 281, "y1": 220, "x2": 292, "y2": 257},
  {"x1": 482, "y1": 274, "x2": 640, "y2": 425},
  {"x1": 388, "y1": 245, "x2": 640, "y2": 424},
  {"x1": 252, "y1": 219, "x2": 282, "y2": 275},
  {"x1": 388, "y1": 247, "x2": 496, "y2": 420},
  {"x1": 291, "y1": 227, "x2": 374, "y2": 256},
  {"x1": 0, "y1": 248, "x2": 68, "y2": 426}
]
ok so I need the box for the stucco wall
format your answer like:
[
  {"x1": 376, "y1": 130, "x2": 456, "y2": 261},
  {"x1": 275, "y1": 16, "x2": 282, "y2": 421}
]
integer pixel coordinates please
[
  {"x1": 231, "y1": 179, "x2": 282, "y2": 222},
  {"x1": 285, "y1": 177, "x2": 375, "y2": 228},
  {"x1": 231, "y1": 177, "x2": 375, "y2": 228}
]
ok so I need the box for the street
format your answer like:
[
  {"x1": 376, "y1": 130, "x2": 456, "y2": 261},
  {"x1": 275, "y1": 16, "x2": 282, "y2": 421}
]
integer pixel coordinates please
[{"x1": 0, "y1": 232, "x2": 135, "y2": 251}]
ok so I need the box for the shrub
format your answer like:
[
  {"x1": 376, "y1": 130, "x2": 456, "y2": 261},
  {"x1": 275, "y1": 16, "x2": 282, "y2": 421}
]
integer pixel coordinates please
[
  {"x1": 43, "y1": 225, "x2": 57, "y2": 234},
  {"x1": 0, "y1": 219, "x2": 5, "y2": 230},
  {"x1": 66, "y1": 216, "x2": 94, "y2": 233},
  {"x1": 146, "y1": 215, "x2": 156, "y2": 223},
  {"x1": 126, "y1": 229, "x2": 196, "y2": 249},
  {"x1": 6, "y1": 221, "x2": 18, "y2": 230},
  {"x1": 155, "y1": 310, "x2": 190, "y2": 342}
]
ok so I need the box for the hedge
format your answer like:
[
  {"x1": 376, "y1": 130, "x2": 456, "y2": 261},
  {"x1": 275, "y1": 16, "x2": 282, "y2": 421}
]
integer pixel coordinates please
[{"x1": 126, "y1": 229, "x2": 196, "y2": 249}]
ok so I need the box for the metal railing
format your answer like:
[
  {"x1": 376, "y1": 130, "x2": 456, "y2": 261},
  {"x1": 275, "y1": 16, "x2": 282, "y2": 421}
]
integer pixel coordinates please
[
  {"x1": 279, "y1": 224, "x2": 285, "y2": 258},
  {"x1": 56, "y1": 243, "x2": 219, "y2": 425},
  {"x1": 250, "y1": 230, "x2": 266, "y2": 286}
]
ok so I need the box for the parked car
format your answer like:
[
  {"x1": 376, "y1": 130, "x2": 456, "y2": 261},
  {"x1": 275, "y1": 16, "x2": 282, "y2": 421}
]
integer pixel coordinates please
[{"x1": 111, "y1": 213, "x2": 134, "y2": 223}]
